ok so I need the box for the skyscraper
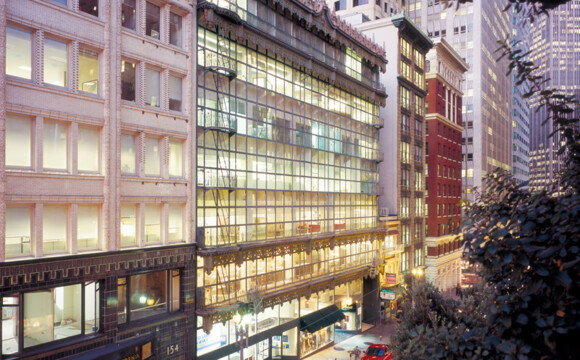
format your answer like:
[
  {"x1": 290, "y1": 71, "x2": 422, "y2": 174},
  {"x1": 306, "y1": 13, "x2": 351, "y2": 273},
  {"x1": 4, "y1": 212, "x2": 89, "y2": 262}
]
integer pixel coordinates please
[
  {"x1": 408, "y1": 0, "x2": 513, "y2": 200},
  {"x1": 529, "y1": 0, "x2": 580, "y2": 190}
]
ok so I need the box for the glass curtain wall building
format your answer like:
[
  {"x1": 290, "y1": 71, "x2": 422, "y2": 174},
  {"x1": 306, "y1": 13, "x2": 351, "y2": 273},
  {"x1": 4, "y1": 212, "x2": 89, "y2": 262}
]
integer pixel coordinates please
[{"x1": 195, "y1": 0, "x2": 387, "y2": 358}]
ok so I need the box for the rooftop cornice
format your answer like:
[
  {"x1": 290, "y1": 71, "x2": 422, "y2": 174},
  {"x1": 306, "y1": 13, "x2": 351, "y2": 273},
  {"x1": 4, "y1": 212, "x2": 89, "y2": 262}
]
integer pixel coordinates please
[{"x1": 391, "y1": 12, "x2": 433, "y2": 52}]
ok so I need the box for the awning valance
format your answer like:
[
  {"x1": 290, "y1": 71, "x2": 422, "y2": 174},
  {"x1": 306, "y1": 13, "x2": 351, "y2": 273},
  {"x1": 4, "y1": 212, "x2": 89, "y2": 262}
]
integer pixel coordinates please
[{"x1": 300, "y1": 304, "x2": 346, "y2": 333}]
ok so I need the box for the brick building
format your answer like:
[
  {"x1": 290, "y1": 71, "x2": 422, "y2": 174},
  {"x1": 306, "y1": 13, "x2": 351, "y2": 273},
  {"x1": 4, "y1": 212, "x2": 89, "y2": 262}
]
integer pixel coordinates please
[{"x1": 423, "y1": 38, "x2": 467, "y2": 292}]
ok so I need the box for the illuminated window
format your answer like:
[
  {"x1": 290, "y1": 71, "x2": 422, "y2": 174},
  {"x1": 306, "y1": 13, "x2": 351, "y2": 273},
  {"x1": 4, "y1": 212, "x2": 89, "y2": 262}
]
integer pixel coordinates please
[
  {"x1": 168, "y1": 204, "x2": 183, "y2": 243},
  {"x1": 121, "y1": 60, "x2": 136, "y2": 101},
  {"x1": 169, "y1": 140, "x2": 183, "y2": 177},
  {"x1": 44, "y1": 38, "x2": 67, "y2": 87},
  {"x1": 78, "y1": 127, "x2": 99, "y2": 172},
  {"x1": 120, "y1": 204, "x2": 137, "y2": 247},
  {"x1": 145, "y1": 68, "x2": 160, "y2": 107},
  {"x1": 43, "y1": 121, "x2": 68, "y2": 171},
  {"x1": 6, "y1": 27, "x2": 32, "y2": 80},
  {"x1": 121, "y1": 134, "x2": 136, "y2": 174},
  {"x1": 400, "y1": 38, "x2": 411, "y2": 58},
  {"x1": 400, "y1": 86, "x2": 410, "y2": 109},
  {"x1": 145, "y1": 137, "x2": 160, "y2": 176},
  {"x1": 78, "y1": 47, "x2": 99, "y2": 94},
  {"x1": 146, "y1": 2, "x2": 161, "y2": 39},
  {"x1": 5, "y1": 206, "x2": 32, "y2": 257},
  {"x1": 145, "y1": 204, "x2": 161, "y2": 244},
  {"x1": 77, "y1": 205, "x2": 99, "y2": 250},
  {"x1": 43, "y1": 205, "x2": 67, "y2": 253},
  {"x1": 6, "y1": 115, "x2": 32, "y2": 168}
]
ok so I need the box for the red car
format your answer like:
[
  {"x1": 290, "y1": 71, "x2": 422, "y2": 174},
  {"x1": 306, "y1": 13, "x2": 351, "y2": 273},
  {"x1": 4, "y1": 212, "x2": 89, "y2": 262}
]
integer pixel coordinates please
[{"x1": 361, "y1": 344, "x2": 393, "y2": 360}]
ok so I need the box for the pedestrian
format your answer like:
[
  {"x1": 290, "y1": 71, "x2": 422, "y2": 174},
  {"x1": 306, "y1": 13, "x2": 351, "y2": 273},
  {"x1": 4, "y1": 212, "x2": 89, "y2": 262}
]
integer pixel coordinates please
[
  {"x1": 458, "y1": 285, "x2": 463, "y2": 300},
  {"x1": 455, "y1": 284, "x2": 461, "y2": 297}
]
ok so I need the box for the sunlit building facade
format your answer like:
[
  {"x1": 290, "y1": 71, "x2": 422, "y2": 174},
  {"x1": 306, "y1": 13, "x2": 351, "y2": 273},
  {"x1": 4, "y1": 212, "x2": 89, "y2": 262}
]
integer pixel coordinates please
[
  {"x1": 333, "y1": 0, "x2": 405, "y2": 21},
  {"x1": 194, "y1": 0, "x2": 387, "y2": 359},
  {"x1": 408, "y1": 0, "x2": 513, "y2": 200},
  {"x1": 424, "y1": 38, "x2": 467, "y2": 293},
  {"x1": 529, "y1": 1, "x2": 580, "y2": 191},
  {"x1": 2, "y1": 0, "x2": 196, "y2": 358}
]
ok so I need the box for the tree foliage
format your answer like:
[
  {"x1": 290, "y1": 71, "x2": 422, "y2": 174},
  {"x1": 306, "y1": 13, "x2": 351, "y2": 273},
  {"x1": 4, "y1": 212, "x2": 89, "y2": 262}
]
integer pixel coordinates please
[{"x1": 392, "y1": 3, "x2": 580, "y2": 359}]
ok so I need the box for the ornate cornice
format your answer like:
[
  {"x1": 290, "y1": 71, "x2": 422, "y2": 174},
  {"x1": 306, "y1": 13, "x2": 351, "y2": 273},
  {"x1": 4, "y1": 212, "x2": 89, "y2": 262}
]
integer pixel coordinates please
[{"x1": 391, "y1": 13, "x2": 433, "y2": 53}]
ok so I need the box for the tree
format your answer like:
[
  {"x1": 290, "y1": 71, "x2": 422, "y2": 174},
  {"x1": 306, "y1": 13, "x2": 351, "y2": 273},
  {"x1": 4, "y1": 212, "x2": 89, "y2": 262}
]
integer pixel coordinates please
[{"x1": 392, "y1": 3, "x2": 580, "y2": 359}]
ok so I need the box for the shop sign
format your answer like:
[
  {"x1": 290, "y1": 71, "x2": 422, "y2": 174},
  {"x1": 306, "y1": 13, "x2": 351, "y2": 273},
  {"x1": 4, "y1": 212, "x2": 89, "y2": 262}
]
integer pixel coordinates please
[
  {"x1": 380, "y1": 289, "x2": 395, "y2": 300},
  {"x1": 385, "y1": 273, "x2": 396, "y2": 284}
]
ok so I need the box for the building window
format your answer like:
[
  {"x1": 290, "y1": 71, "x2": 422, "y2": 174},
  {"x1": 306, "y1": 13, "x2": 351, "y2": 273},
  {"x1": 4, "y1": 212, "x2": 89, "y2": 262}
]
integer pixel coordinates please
[
  {"x1": 168, "y1": 205, "x2": 183, "y2": 243},
  {"x1": 400, "y1": 141, "x2": 410, "y2": 163},
  {"x1": 117, "y1": 270, "x2": 180, "y2": 324},
  {"x1": 334, "y1": 0, "x2": 347, "y2": 11},
  {"x1": 400, "y1": 38, "x2": 411, "y2": 58},
  {"x1": 169, "y1": 74, "x2": 183, "y2": 111},
  {"x1": 414, "y1": 170, "x2": 422, "y2": 190},
  {"x1": 5, "y1": 206, "x2": 32, "y2": 257},
  {"x1": 353, "y1": 0, "x2": 369, "y2": 5},
  {"x1": 43, "y1": 205, "x2": 67, "y2": 253},
  {"x1": 78, "y1": 127, "x2": 99, "y2": 172},
  {"x1": 400, "y1": 86, "x2": 410, "y2": 109},
  {"x1": 43, "y1": 121, "x2": 68, "y2": 171},
  {"x1": 401, "y1": 168, "x2": 410, "y2": 188},
  {"x1": 77, "y1": 205, "x2": 99, "y2": 250},
  {"x1": 120, "y1": 204, "x2": 137, "y2": 247},
  {"x1": 169, "y1": 12, "x2": 182, "y2": 47},
  {"x1": 414, "y1": 94, "x2": 423, "y2": 116},
  {"x1": 79, "y1": 0, "x2": 99, "y2": 17},
  {"x1": 400, "y1": 197, "x2": 409, "y2": 218},
  {"x1": 401, "y1": 252, "x2": 409, "y2": 272},
  {"x1": 400, "y1": 61, "x2": 410, "y2": 81},
  {"x1": 122, "y1": 0, "x2": 137, "y2": 29},
  {"x1": 414, "y1": 49, "x2": 424, "y2": 69},
  {"x1": 145, "y1": 68, "x2": 160, "y2": 107},
  {"x1": 1, "y1": 282, "x2": 100, "y2": 353},
  {"x1": 121, "y1": 60, "x2": 136, "y2": 101},
  {"x1": 121, "y1": 134, "x2": 136, "y2": 174},
  {"x1": 6, "y1": 115, "x2": 32, "y2": 168},
  {"x1": 145, "y1": 137, "x2": 160, "y2": 176},
  {"x1": 6, "y1": 27, "x2": 32, "y2": 80},
  {"x1": 44, "y1": 38, "x2": 67, "y2": 87},
  {"x1": 146, "y1": 2, "x2": 161, "y2": 39},
  {"x1": 145, "y1": 204, "x2": 161, "y2": 244},
  {"x1": 168, "y1": 140, "x2": 183, "y2": 177},
  {"x1": 78, "y1": 47, "x2": 99, "y2": 94}
]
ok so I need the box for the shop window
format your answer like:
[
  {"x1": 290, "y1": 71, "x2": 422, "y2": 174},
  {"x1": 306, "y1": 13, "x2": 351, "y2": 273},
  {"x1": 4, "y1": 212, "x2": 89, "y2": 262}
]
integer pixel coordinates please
[
  {"x1": 5, "y1": 206, "x2": 32, "y2": 257},
  {"x1": 169, "y1": 12, "x2": 182, "y2": 47},
  {"x1": 79, "y1": 0, "x2": 98, "y2": 17},
  {"x1": 78, "y1": 127, "x2": 99, "y2": 172},
  {"x1": 169, "y1": 74, "x2": 183, "y2": 111},
  {"x1": 145, "y1": 2, "x2": 161, "y2": 39},
  {"x1": 122, "y1": 0, "x2": 137, "y2": 29},
  {"x1": 145, "y1": 137, "x2": 160, "y2": 176},
  {"x1": 1, "y1": 282, "x2": 100, "y2": 353},
  {"x1": 52, "y1": 0, "x2": 67, "y2": 5},
  {"x1": 44, "y1": 38, "x2": 67, "y2": 87},
  {"x1": 168, "y1": 205, "x2": 183, "y2": 243},
  {"x1": 145, "y1": 68, "x2": 160, "y2": 107},
  {"x1": 168, "y1": 140, "x2": 183, "y2": 177},
  {"x1": 117, "y1": 270, "x2": 180, "y2": 324},
  {"x1": 121, "y1": 60, "x2": 136, "y2": 101},
  {"x1": 78, "y1": 47, "x2": 99, "y2": 94},
  {"x1": 43, "y1": 121, "x2": 68, "y2": 171},
  {"x1": 77, "y1": 205, "x2": 99, "y2": 250},
  {"x1": 6, "y1": 27, "x2": 32, "y2": 80},
  {"x1": 120, "y1": 204, "x2": 137, "y2": 247},
  {"x1": 43, "y1": 205, "x2": 67, "y2": 253},
  {"x1": 6, "y1": 115, "x2": 32, "y2": 168},
  {"x1": 121, "y1": 134, "x2": 136, "y2": 174},
  {"x1": 145, "y1": 204, "x2": 161, "y2": 244}
]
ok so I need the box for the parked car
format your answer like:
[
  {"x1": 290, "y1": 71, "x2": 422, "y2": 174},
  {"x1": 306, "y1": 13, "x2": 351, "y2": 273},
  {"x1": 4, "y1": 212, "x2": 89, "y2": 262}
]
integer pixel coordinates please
[{"x1": 361, "y1": 344, "x2": 393, "y2": 360}]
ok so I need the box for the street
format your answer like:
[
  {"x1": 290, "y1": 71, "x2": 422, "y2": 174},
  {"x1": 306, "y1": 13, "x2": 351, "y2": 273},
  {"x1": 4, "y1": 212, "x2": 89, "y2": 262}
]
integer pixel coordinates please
[{"x1": 305, "y1": 320, "x2": 397, "y2": 360}]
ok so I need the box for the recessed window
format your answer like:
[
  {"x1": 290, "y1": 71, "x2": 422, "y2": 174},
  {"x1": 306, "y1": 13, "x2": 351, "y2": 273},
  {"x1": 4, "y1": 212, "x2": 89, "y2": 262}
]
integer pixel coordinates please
[
  {"x1": 146, "y1": 2, "x2": 161, "y2": 39},
  {"x1": 43, "y1": 121, "x2": 68, "y2": 170},
  {"x1": 145, "y1": 204, "x2": 161, "y2": 244},
  {"x1": 78, "y1": 47, "x2": 99, "y2": 94},
  {"x1": 168, "y1": 140, "x2": 183, "y2": 177},
  {"x1": 169, "y1": 12, "x2": 182, "y2": 47},
  {"x1": 121, "y1": 134, "x2": 136, "y2": 174},
  {"x1": 5, "y1": 206, "x2": 32, "y2": 257},
  {"x1": 44, "y1": 38, "x2": 67, "y2": 87},
  {"x1": 79, "y1": 0, "x2": 99, "y2": 17},
  {"x1": 6, "y1": 115, "x2": 32, "y2": 168},
  {"x1": 120, "y1": 204, "x2": 137, "y2": 247},
  {"x1": 117, "y1": 270, "x2": 180, "y2": 324},
  {"x1": 78, "y1": 127, "x2": 99, "y2": 172},
  {"x1": 77, "y1": 205, "x2": 99, "y2": 250},
  {"x1": 168, "y1": 205, "x2": 183, "y2": 243},
  {"x1": 6, "y1": 27, "x2": 32, "y2": 80},
  {"x1": 145, "y1": 137, "x2": 160, "y2": 176},
  {"x1": 43, "y1": 205, "x2": 67, "y2": 253},
  {"x1": 169, "y1": 74, "x2": 183, "y2": 111},
  {"x1": 121, "y1": 0, "x2": 137, "y2": 30},
  {"x1": 121, "y1": 60, "x2": 136, "y2": 101},
  {"x1": 145, "y1": 68, "x2": 160, "y2": 107}
]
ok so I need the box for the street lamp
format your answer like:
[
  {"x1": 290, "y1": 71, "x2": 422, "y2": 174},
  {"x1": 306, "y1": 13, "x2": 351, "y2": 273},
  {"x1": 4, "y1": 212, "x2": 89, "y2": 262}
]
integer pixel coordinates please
[{"x1": 232, "y1": 311, "x2": 249, "y2": 360}]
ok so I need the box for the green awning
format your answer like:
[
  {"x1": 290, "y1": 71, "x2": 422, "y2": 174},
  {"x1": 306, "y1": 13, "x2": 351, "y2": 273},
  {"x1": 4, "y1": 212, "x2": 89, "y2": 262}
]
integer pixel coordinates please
[{"x1": 300, "y1": 304, "x2": 346, "y2": 333}]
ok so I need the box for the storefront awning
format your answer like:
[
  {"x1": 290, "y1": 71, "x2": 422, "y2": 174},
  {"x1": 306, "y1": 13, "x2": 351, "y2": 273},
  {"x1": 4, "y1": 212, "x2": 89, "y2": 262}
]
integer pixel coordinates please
[{"x1": 300, "y1": 304, "x2": 346, "y2": 333}]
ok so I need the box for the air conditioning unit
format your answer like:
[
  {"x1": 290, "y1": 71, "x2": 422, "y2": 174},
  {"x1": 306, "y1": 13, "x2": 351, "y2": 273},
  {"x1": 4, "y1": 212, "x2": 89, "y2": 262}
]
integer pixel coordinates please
[{"x1": 379, "y1": 207, "x2": 389, "y2": 217}]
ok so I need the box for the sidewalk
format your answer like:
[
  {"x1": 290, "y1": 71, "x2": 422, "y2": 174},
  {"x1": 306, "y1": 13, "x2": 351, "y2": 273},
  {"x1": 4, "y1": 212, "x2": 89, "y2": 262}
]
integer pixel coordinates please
[{"x1": 305, "y1": 320, "x2": 397, "y2": 360}]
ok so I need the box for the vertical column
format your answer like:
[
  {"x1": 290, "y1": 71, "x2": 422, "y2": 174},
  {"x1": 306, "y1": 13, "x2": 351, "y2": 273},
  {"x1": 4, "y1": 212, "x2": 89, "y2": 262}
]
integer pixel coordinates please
[
  {"x1": 36, "y1": 116, "x2": 44, "y2": 172},
  {"x1": 71, "y1": 122, "x2": 79, "y2": 175},
  {"x1": 70, "y1": 204, "x2": 78, "y2": 254},
  {"x1": 34, "y1": 203, "x2": 43, "y2": 258}
]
